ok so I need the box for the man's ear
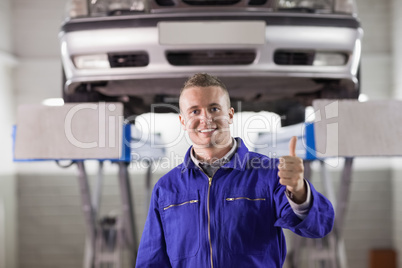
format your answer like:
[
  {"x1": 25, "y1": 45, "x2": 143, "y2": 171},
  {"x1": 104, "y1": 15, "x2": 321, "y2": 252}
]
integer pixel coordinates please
[
  {"x1": 228, "y1": 107, "x2": 235, "y2": 124},
  {"x1": 179, "y1": 114, "x2": 187, "y2": 130}
]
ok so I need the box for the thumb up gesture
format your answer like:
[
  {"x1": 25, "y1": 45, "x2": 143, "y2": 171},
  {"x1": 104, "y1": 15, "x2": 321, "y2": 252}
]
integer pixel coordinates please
[{"x1": 278, "y1": 136, "x2": 307, "y2": 204}]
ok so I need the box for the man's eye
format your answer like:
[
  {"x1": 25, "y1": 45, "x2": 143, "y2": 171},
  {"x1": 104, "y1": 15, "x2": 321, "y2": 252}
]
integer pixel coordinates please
[
  {"x1": 191, "y1": 110, "x2": 199, "y2": 115},
  {"x1": 211, "y1": 107, "x2": 219, "y2": 112}
]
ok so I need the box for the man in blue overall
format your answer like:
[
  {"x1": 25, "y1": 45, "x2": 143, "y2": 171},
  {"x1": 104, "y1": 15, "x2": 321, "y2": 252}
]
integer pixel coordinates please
[{"x1": 136, "y1": 73, "x2": 334, "y2": 267}]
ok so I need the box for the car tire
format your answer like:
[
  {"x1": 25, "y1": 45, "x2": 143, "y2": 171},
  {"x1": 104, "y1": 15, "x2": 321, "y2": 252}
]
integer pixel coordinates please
[
  {"x1": 62, "y1": 67, "x2": 101, "y2": 103},
  {"x1": 320, "y1": 65, "x2": 361, "y2": 100},
  {"x1": 281, "y1": 103, "x2": 306, "y2": 127}
]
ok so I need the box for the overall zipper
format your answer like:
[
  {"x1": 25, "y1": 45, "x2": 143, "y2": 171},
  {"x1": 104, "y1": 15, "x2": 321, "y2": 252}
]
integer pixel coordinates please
[
  {"x1": 163, "y1": 200, "x2": 199, "y2": 211},
  {"x1": 198, "y1": 167, "x2": 215, "y2": 268},
  {"x1": 207, "y1": 176, "x2": 213, "y2": 268}
]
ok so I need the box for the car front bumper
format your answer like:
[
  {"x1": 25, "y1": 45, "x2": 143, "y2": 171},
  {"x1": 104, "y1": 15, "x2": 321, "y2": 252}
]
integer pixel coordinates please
[{"x1": 60, "y1": 12, "x2": 363, "y2": 101}]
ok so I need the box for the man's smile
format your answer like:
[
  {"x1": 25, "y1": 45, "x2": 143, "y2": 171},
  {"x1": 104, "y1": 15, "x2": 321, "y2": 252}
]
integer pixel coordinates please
[{"x1": 198, "y1": 128, "x2": 217, "y2": 133}]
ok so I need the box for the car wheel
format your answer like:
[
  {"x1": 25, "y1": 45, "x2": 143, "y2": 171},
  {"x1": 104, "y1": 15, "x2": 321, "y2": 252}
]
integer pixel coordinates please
[
  {"x1": 320, "y1": 65, "x2": 361, "y2": 100},
  {"x1": 281, "y1": 103, "x2": 306, "y2": 127},
  {"x1": 62, "y1": 67, "x2": 101, "y2": 103}
]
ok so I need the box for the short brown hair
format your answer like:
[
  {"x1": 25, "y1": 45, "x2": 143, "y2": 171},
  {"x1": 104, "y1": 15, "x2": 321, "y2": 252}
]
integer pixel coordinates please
[{"x1": 179, "y1": 73, "x2": 231, "y2": 110}]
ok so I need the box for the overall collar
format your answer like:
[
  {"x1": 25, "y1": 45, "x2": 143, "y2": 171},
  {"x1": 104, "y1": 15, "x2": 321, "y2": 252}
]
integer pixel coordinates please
[
  {"x1": 190, "y1": 138, "x2": 237, "y2": 168},
  {"x1": 182, "y1": 137, "x2": 249, "y2": 172}
]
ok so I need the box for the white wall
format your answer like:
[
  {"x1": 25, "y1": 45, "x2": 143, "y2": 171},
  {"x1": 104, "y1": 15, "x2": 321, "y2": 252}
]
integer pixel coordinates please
[
  {"x1": 8, "y1": 0, "x2": 402, "y2": 267},
  {"x1": 0, "y1": 174, "x2": 17, "y2": 268},
  {"x1": 391, "y1": 0, "x2": 402, "y2": 266},
  {"x1": 0, "y1": 0, "x2": 18, "y2": 267},
  {"x1": 0, "y1": 0, "x2": 12, "y2": 53},
  {"x1": 391, "y1": 0, "x2": 402, "y2": 100},
  {"x1": 356, "y1": 0, "x2": 392, "y2": 100},
  {"x1": 12, "y1": 0, "x2": 64, "y2": 106}
]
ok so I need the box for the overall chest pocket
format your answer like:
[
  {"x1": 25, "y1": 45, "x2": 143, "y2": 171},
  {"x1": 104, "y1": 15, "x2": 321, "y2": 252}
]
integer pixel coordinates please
[
  {"x1": 160, "y1": 193, "x2": 200, "y2": 261},
  {"x1": 222, "y1": 193, "x2": 270, "y2": 255}
]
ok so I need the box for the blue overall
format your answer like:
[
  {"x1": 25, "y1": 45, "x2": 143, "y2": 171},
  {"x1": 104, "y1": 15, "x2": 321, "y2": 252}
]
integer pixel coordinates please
[{"x1": 136, "y1": 138, "x2": 334, "y2": 268}]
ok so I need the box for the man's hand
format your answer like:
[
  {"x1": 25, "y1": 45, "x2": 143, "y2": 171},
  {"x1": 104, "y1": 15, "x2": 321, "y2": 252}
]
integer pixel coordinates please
[{"x1": 278, "y1": 136, "x2": 307, "y2": 204}]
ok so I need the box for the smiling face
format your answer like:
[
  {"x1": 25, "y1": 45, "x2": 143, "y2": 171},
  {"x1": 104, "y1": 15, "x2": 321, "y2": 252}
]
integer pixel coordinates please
[{"x1": 179, "y1": 86, "x2": 234, "y2": 149}]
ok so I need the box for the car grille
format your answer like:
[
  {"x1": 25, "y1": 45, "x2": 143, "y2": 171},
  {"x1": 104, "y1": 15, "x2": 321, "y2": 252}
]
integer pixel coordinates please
[
  {"x1": 153, "y1": 0, "x2": 271, "y2": 7},
  {"x1": 155, "y1": 0, "x2": 175, "y2": 6},
  {"x1": 108, "y1": 52, "x2": 149, "y2": 68},
  {"x1": 166, "y1": 50, "x2": 256, "y2": 66},
  {"x1": 182, "y1": 0, "x2": 241, "y2": 5},
  {"x1": 248, "y1": 0, "x2": 267, "y2": 5},
  {"x1": 274, "y1": 50, "x2": 315, "y2": 65}
]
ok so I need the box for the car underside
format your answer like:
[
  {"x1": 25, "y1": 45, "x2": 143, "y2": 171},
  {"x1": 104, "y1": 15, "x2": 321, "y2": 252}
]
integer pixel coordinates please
[{"x1": 60, "y1": 0, "x2": 362, "y2": 125}]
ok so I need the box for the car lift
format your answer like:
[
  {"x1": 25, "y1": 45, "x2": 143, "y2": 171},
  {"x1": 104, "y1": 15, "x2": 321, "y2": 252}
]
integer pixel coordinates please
[
  {"x1": 13, "y1": 102, "x2": 168, "y2": 268},
  {"x1": 256, "y1": 122, "x2": 354, "y2": 268},
  {"x1": 77, "y1": 160, "x2": 137, "y2": 268},
  {"x1": 13, "y1": 102, "x2": 139, "y2": 267},
  {"x1": 287, "y1": 158, "x2": 353, "y2": 268},
  {"x1": 257, "y1": 99, "x2": 402, "y2": 268},
  {"x1": 13, "y1": 99, "x2": 402, "y2": 268}
]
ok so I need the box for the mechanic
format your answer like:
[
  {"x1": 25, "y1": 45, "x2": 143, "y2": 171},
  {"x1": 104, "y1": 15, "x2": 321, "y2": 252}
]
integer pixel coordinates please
[{"x1": 135, "y1": 73, "x2": 334, "y2": 267}]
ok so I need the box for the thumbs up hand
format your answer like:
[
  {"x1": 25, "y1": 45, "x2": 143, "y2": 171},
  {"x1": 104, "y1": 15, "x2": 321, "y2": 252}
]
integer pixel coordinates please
[{"x1": 278, "y1": 136, "x2": 307, "y2": 204}]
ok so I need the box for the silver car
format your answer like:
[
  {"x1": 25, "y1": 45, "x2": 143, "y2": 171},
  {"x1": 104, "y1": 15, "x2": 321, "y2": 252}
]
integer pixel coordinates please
[{"x1": 60, "y1": 0, "x2": 362, "y2": 124}]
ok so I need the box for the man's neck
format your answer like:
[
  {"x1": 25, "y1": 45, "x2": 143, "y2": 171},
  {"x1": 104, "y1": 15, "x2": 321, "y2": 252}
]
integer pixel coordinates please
[{"x1": 193, "y1": 139, "x2": 234, "y2": 164}]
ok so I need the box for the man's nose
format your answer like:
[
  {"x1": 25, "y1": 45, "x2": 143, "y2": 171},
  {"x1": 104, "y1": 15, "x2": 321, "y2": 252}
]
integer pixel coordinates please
[{"x1": 200, "y1": 110, "x2": 213, "y2": 123}]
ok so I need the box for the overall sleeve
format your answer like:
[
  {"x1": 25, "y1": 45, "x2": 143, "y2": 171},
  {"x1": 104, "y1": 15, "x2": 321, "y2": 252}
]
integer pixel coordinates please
[
  {"x1": 286, "y1": 179, "x2": 312, "y2": 219},
  {"x1": 273, "y1": 178, "x2": 335, "y2": 238},
  {"x1": 136, "y1": 187, "x2": 172, "y2": 268}
]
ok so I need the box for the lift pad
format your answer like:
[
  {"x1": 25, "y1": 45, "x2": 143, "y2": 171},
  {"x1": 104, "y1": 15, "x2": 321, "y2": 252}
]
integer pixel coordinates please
[
  {"x1": 313, "y1": 99, "x2": 402, "y2": 157},
  {"x1": 256, "y1": 99, "x2": 402, "y2": 159},
  {"x1": 13, "y1": 102, "x2": 128, "y2": 161}
]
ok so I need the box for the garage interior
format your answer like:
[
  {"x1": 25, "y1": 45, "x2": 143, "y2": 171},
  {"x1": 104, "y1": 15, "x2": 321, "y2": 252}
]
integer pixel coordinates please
[{"x1": 1, "y1": 0, "x2": 402, "y2": 268}]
